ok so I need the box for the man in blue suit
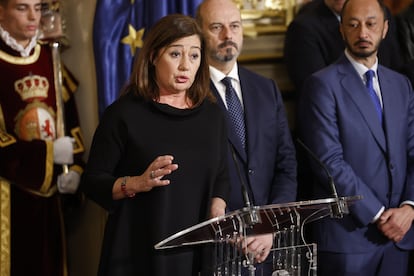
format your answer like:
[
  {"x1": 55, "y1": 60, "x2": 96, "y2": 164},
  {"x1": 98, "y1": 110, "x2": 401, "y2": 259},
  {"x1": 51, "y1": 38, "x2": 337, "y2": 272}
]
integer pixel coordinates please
[
  {"x1": 285, "y1": 0, "x2": 403, "y2": 203},
  {"x1": 298, "y1": 0, "x2": 414, "y2": 275},
  {"x1": 284, "y1": 0, "x2": 403, "y2": 95},
  {"x1": 196, "y1": 0, "x2": 297, "y2": 273}
]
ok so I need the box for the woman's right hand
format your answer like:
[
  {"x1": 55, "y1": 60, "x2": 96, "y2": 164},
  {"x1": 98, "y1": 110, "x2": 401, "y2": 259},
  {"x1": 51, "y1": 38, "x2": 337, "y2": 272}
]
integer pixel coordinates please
[
  {"x1": 113, "y1": 155, "x2": 178, "y2": 199},
  {"x1": 139, "y1": 155, "x2": 179, "y2": 192}
]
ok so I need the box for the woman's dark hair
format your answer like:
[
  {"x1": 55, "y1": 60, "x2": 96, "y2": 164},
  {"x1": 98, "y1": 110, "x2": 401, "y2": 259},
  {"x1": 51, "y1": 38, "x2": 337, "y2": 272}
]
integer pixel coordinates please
[{"x1": 123, "y1": 13, "x2": 213, "y2": 107}]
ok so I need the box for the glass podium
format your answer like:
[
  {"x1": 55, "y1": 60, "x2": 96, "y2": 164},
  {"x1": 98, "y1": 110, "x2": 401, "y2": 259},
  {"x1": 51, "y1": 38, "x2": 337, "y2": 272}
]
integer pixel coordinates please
[{"x1": 155, "y1": 196, "x2": 361, "y2": 276}]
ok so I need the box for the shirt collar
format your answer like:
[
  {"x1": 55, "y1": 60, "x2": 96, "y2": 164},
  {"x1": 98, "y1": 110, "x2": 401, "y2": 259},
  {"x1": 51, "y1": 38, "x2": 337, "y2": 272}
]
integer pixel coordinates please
[
  {"x1": 209, "y1": 64, "x2": 240, "y2": 83},
  {"x1": 344, "y1": 49, "x2": 378, "y2": 79},
  {"x1": 0, "y1": 25, "x2": 38, "y2": 57}
]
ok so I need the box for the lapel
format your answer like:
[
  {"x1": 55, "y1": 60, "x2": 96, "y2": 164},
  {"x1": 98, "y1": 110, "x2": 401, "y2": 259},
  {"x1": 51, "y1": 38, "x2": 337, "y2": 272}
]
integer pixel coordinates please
[
  {"x1": 379, "y1": 66, "x2": 400, "y2": 149},
  {"x1": 238, "y1": 69, "x2": 260, "y2": 158},
  {"x1": 338, "y1": 57, "x2": 386, "y2": 151},
  {"x1": 210, "y1": 81, "x2": 247, "y2": 162}
]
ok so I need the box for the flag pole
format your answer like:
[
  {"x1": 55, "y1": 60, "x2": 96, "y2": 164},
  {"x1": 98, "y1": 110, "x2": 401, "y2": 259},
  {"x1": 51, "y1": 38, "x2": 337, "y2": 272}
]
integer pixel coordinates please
[
  {"x1": 43, "y1": 0, "x2": 70, "y2": 174},
  {"x1": 51, "y1": 41, "x2": 69, "y2": 174}
]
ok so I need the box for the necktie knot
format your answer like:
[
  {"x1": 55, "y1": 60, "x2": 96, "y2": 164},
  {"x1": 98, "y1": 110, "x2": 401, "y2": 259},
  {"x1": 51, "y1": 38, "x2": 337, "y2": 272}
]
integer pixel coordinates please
[
  {"x1": 365, "y1": 69, "x2": 375, "y2": 79},
  {"x1": 222, "y1": 77, "x2": 235, "y2": 98},
  {"x1": 221, "y1": 76, "x2": 232, "y2": 88},
  {"x1": 365, "y1": 70, "x2": 375, "y2": 89}
]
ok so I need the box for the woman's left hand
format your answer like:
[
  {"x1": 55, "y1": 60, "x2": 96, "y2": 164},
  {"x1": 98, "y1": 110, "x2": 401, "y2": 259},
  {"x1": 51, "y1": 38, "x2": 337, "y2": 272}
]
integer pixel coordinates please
[{"x1": 209, "y1": 197, "x2": 226, "y2": 218}]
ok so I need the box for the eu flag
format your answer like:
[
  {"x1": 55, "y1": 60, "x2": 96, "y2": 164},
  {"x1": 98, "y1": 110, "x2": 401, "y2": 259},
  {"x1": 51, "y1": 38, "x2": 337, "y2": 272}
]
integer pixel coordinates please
[{"x1": 93, "y1": 0, "x2": 202, "y2": 117}]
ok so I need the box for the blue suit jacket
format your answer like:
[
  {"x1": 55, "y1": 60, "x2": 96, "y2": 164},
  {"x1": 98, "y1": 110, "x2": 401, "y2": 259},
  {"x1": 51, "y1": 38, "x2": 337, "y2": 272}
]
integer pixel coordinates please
[
  {"x1": 284, "y1": 0, "x2": 403, "y2": 93},
  {"x1": 210, "y1": 66, "x2": 297, "y2": 212},
  {"x1": 298, "y1": 54, "x2": 414, "y2": 252}
]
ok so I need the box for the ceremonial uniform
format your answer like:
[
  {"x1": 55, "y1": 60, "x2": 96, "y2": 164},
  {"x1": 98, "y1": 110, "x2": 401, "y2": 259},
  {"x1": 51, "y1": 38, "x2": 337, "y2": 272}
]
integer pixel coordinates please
[{"x1": 0, "y1": 38, "x2": 85, "y2": 276}]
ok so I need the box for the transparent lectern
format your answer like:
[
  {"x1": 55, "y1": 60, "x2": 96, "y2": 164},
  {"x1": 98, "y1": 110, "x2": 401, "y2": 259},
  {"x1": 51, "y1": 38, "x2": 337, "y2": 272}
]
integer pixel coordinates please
[{"x1": 155, "y1": 196, "x2": 361, "y2": 276}]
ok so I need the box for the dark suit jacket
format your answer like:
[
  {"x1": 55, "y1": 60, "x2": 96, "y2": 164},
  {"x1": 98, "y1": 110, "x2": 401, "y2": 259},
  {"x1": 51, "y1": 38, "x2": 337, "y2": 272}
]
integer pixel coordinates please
[
  {"x1": 396, "y1": 3, "x2": 414, "y2": 62},
  {"x1": 396, "y1": 3, "x2": 414, "y2": 86},
  {"x1": 210, "y1": 66, "x2": 297, "y2": 211},
  {"x1": 284, "y1": 0, "x2": 404, "y2": 94},
  {"x1": 297, "y1": 54, "x2": 414, "y2": 253}
]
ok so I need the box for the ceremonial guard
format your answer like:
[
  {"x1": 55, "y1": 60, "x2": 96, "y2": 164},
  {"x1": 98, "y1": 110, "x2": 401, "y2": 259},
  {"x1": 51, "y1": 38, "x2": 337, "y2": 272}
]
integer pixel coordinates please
[{"x1": 0, "y1": 0, "x2": 84, "y2": 275}]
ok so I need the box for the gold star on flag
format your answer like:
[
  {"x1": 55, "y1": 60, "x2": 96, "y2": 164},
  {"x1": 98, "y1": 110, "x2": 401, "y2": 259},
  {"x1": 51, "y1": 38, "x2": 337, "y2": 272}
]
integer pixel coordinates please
[{"x1": 121, "y1": 24, "x2": 145, "y2": 56}]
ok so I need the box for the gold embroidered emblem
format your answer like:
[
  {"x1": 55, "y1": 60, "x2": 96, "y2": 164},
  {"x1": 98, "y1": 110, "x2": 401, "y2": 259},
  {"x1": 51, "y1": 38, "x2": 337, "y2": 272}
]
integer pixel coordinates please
[
  {"x1": 70, "y1": 127, "x2": 85, "y2": 154},
  {"x1": 14, "y1": 75, "x2": 49, "y2": 101},
  {"x1": 14, "y1": 102, "x2": 56, "y2": 141},
  {"x1": 0, "y1": 130, "x2": 16, "y2": 148}
]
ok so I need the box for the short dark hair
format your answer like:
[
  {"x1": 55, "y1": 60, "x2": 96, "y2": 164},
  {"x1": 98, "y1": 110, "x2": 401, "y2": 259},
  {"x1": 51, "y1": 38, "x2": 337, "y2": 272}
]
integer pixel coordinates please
[
  {"x1": 341, "y1": 0, "x2": 387, "y2": 22},
  {"x1": 124, "y1": 14, "x2": 213, "y2": 107}
]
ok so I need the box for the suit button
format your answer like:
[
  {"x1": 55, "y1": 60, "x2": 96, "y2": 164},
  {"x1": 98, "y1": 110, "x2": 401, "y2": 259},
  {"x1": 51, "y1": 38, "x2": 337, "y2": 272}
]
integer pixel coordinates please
[
  {"x1": 389, "y1": 163, "x2": 394, "y2": 170},
  {"x1": 248, "y1": 169, "x2": 254, "y2": 174}
]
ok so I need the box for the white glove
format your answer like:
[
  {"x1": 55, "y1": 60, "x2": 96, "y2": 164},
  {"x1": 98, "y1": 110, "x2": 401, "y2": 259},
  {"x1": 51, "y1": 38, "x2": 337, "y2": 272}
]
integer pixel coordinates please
[
  {"x1": 53, "y1": 136, "x2": 74, "y2": 165},
  {"x1": 57, "y1": 170, "x2": 80, "y2": 194}
]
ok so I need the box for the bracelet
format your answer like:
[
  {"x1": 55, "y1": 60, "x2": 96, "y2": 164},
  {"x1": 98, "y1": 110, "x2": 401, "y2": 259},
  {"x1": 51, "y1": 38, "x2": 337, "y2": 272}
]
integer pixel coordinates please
[{"x1": 120, "y1": 176, "x2": 135, "y2": 198}]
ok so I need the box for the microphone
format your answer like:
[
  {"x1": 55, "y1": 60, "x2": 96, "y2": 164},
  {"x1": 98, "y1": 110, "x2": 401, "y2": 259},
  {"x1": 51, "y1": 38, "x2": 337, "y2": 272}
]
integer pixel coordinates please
[
  {"x1": 229, "y1": 143, "x2": 260, "y2": 225},
  {"x1": 296, "y1": 139, "x2": 348, "y2": 218}
]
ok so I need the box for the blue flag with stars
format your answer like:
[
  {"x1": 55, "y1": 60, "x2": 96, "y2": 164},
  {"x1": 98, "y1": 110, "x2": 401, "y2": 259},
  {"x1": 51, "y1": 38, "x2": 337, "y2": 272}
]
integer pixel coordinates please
[{"x1": 93, "y1": 0, "x2": 202, "y2": 117}]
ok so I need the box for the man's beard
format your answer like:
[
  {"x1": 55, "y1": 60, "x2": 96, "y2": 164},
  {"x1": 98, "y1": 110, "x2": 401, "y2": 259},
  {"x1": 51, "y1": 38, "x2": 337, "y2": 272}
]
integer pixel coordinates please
[
  {"x1": 211, "y1": 40, "x2": 240, "y2": 62},
  {"x1": 346, "y1": 39, "x2": 379, "y2": 59},
  {"x1": 222, "y1": 48, "x2": 237, "y2": 61}
]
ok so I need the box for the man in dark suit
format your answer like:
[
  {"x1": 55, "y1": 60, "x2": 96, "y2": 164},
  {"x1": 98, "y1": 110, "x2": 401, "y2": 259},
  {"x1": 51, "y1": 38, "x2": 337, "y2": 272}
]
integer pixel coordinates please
[
  {"x1": 396, "y1": 1, "x2": 414, "y2": 86},
  {"x1": 196, "y1": 0, "x2": 297, "y2": 273},
  {"x1": 297, "y1": 0, "x2": 414, "y2": 274},
  {"x1": 284, "y1": 0, "x2": 403, "y2": 95}
]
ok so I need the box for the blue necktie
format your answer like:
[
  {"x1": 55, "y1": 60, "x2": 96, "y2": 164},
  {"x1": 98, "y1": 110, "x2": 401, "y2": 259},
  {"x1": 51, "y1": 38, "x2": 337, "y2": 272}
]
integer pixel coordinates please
[
  {"x1": 365, "y1": 70, "x2": 382, "y2": 123},
  {"x1": 222, "y1": 77, "x2": 246, "y2": 148}
]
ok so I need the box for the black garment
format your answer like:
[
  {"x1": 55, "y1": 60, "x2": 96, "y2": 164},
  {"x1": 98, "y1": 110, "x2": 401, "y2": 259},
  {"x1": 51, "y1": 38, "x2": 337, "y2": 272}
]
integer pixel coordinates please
[
  {"x1": 396, "y1": 3, "x2": 414, "y2": 62},
  {"x1": 396, "y1": 3, "x2": 414, "y2": 86},
  {"x1": 82, "y1": 92, "x2": 229, "y2": 276}
]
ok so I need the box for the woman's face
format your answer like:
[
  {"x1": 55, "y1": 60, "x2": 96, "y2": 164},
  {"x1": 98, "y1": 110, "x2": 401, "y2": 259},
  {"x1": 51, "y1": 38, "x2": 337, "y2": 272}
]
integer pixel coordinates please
[{"x1": 154, "y1": 34, "x2": 202, "y2": 95}]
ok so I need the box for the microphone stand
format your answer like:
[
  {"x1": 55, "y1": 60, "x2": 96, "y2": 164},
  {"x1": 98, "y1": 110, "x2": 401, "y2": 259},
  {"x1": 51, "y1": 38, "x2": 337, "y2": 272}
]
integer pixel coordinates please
[
  {"x1": 229, "y1": 144, "x2": 260, "y2": 225},
  {"x1": 296, "y1": 139, "x2": 349, "y2": 218},
  {"x1": 229, "y1": 144, "x2": 260, "y2": 276}
]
